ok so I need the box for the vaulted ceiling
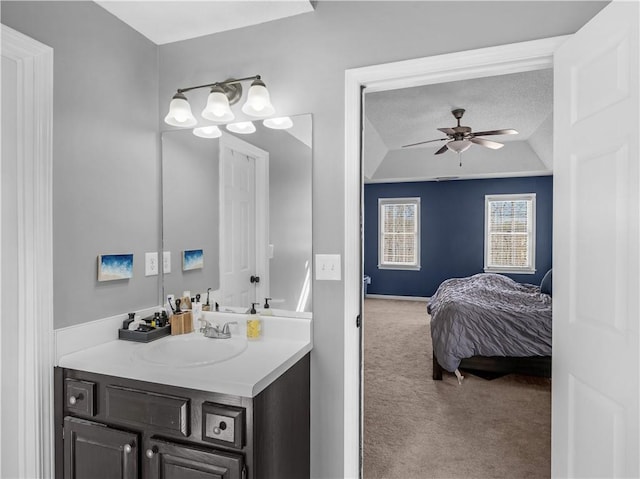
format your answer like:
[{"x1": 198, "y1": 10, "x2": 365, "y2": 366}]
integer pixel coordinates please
[
  {"x1": 364, "y1": 68, "x2": 553, "y2": 183},
  {"x1": 95, "y1": 1, "x2": 315, "y2": 45}
]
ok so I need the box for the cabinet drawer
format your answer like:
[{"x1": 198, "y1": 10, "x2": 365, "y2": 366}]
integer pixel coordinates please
[
  {"x1": 202, "y1": 402, "x2": 245, "y2": 449},
  {"x1": 64, "y1": 378, "x2": 96, "y2": 416},
  {"x1": 105, "y1": 385, "x2": 190, "y2": 436}
]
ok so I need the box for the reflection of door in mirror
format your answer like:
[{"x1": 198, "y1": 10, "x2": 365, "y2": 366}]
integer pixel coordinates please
[
  {"x1": 161, "y1": 113, "x2": 313, "y2": 318},
  {"x1": 219, "y1": 134, "x2": 269, "y2": 308}
]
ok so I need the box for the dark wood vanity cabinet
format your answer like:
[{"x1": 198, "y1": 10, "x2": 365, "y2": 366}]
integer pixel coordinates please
[{"x1": 55, "y1": 353, "x2": 310, "y2": 479}]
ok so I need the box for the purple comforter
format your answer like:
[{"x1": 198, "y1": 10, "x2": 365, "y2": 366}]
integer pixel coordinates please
[{"x1": 428, "y1": 273, "x2": 552, "y2": 372}]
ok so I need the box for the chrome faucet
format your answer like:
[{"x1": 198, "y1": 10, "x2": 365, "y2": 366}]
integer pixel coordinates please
[{"x1": 199, "y1": 319, "x2": 238, "y2": 339}]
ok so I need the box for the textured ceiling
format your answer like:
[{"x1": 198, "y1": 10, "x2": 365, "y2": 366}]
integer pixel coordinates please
[
  {"x1": 95, "y1": 1, "x2": 315, "y2": 45},
  {"x1": 364, "y1": 69, "x2": 554, "y2": 183}
]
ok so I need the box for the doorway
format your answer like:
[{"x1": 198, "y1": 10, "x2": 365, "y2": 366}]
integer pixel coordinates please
[
  {"x1": 343, "y1": 36, "x2": 567, "y2": 477},
  {"x1": 0, "y1": 24, "x2": 54, "y2": 478}
]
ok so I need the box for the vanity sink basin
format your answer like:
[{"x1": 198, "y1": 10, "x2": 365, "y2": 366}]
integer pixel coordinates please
[{"x1": 135, "y1": 333, "x2": 248, "y2": 367}]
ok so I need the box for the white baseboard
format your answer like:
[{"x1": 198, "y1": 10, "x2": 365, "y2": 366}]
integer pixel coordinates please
[{"x1": 365, "y1": 294, "x2": 429, "y2": 302}]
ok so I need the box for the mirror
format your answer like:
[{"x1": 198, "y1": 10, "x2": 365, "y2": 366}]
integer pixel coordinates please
[{"x1": 161, "y1": 114, "x2": 312, "y2": 318}]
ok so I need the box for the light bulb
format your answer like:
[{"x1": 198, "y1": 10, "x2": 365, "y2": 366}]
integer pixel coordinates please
[
  {"x1": 193, "y1": 125, "x2": 222, "y2": 139},
  {"x1": 263, "y1": 116, "x2": 293, "y2": 130},
  {"x1": 226, "y1": 121, "x2": 256, "y2": 134},
  {"x1": 164, "y1": 92, "x2": 197, "y2": 127},
  {"x1": 242, "y1": 79, "x2": 275, "y2": 118},
  {"x1": 202, "y1": 87, "x2": 234, "y2": 122}
]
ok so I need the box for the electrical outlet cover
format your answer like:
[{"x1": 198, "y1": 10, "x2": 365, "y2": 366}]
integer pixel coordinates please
[
  {"x1": 163, "y1": 251, "x2": 171, "y2": 274},
  {"x1": 145, "y1": 252, "x2": 159, "y2": 276},
  {"x1": 315, "y1": 254, "x2": 341, "y2": 281}
]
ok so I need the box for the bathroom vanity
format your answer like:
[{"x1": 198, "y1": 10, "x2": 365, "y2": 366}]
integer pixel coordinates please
[{"x1": 54, "y1": 313, "x2": 312, "y2": 479}]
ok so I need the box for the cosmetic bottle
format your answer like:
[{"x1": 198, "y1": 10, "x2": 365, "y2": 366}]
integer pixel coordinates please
[
  {"x1": 246, "y1": 302, "x2": 261, "y2": 340},
  {"x1": 262, "y1": 297, "x2": 273, "y2": 316}
]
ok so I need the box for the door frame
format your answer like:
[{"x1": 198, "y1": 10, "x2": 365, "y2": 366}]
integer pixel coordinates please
[
  {"x1": 343, "y1": 35, "x2": 568, "y2": 478},
  {"x1": 0, "y1": 25, "x2": 54, "y2": 478},
  {"x1": 218, "y1": 133, "x2": 270, "y2": 306}
]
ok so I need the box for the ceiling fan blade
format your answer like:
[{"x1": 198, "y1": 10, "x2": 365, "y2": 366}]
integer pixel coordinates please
[
  {"x1": 470, "y1": 137, "x2": 504, "y2": 150},
  {"x1": 434, "y1": 144, "x2": 449, "y2": 155},
  {"x1": 402, "y1": 138, "x2": 448, "y2": 148},
  {"x1": 472, "y1": 129, "x2": 518, "y2": 137},
  {"x1": 437, "y1": 127, "x2": 456, "y2": 135}
]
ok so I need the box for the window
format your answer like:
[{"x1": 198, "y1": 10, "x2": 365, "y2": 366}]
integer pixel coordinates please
[
  {"x1": 484, "y1": 193, "x2": 536, "y2": 274},
  {"x1": 378, "y1": 197, "x2": 420, "y2": 270}
]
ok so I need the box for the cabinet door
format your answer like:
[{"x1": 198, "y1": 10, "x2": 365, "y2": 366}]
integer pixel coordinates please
[
  {"x1": 145, "y1": 438, "x2": 244, "y2": 479},
  {"x1": 63, "y1": 416, "x2": 138, "y2": 479}
]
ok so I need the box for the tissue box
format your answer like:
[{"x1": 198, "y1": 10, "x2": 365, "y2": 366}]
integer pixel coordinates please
[{"x1": 170, "y1": 311, "x2": 193, "y2": 335}]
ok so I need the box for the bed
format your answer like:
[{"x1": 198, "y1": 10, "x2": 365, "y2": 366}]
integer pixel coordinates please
[{"x1": 428, "y1": 272, "x2": 552, "y2": 381}]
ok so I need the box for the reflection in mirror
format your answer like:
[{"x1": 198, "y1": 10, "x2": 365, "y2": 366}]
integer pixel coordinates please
[{"x1": 161, "y1": 114, "x2": 312, "y2": 318}]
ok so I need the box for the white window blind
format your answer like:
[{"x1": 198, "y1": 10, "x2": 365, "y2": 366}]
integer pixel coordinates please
[
  {"x1": 378, "y1": 197, "x2": 420, "y2": 270},
  {"x1": 484, "y1": 193, "x2": 536, "y2": 274}
]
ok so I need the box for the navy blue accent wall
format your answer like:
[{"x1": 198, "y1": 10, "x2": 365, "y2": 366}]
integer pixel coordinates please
[{"x1": 364, "y1": 176, "x2": 553, "y2": 297}]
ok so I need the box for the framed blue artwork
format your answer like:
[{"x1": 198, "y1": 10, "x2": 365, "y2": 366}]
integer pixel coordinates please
[
  {"x1": 183, "y1": 249, "x2": 204, "y2": 271},
  {"x1": 98, "y1": 254, "x2": 134, "y2": 281}
]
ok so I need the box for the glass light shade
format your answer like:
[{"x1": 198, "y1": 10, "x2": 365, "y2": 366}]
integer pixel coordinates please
[
  {"x1": 446, "y1": 140, "x2": 472, "y2": 153},
  {"x1": 202, "y1": 88, "x2": 235, "y2": 122},
  {"x1": 193, "y1": 125, "x2": 222, "y2": 139},
  {"x1": 263, "y1": 116, "x2": 293, "y2": 130},
  {"x1": 164, "y1": 93, "x2": 197, "y2": 127},
  {"x1": 242, "y1": 79, "x2": 275, "y2": 118},
  {"x1": 226, "y1": 121, "x2": 256, "y2": 135}
]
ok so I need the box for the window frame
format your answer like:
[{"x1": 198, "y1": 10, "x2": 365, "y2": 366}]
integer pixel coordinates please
[
  {"x1": 484, "y1": 193, "x2": 536, "y2": 275},
  {"x1": 377, "y1": 197, "x2": 421, "y2": 271}
]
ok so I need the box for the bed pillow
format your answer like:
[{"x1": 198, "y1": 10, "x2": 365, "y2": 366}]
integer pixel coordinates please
[{"x1": 540, "y1": 269, "x2": 552, "y2": 296}]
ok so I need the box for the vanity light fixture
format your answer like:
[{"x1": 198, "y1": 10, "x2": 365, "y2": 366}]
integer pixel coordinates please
[
  {"x1": 164, "y1": 75, "x2": 275, "y2": 127},
  {"x1": 263, "y1": 116, "x2": 293, "y2": 130},
  {"x1": 193, "y1": 125, "x2": 222, "y2": 139},
  {"x1": 226, "y1": 121, "x2": 256, "y2": 135}
]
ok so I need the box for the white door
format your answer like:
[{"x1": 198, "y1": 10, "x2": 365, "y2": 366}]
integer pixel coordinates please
[
  {"x1": 219, "y1": 134, "x2": 269, "y2": 308},
  {"x1": 553, "y1": 1, "x2": 639, "y2": 477}
]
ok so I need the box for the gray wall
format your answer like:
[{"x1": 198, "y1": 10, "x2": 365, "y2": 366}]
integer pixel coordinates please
[
  {"x1": 1, "y1": 1, "x2": 608, "y2": 477},
  {"x1": 158, "y1": 2, "x2": 605, "y2": 477},
  {"x1": 2, "y1": 1, "x2": 160, "y2": 329},
  {"x1": 161, "y1": 130, "x2": 220, "y2": 299}
]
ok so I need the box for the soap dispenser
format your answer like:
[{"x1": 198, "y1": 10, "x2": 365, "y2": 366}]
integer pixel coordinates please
[
  {"x1": 262, "y1": 297, "x2": 273, "y2": 316},
  {"x1": 246, "y1": 302, "x2": 261, "y2": 340}
]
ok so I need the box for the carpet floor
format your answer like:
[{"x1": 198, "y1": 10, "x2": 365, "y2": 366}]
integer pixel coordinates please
[{"x1": 363, "y1": 298, "x2": 551, "y2": 479}]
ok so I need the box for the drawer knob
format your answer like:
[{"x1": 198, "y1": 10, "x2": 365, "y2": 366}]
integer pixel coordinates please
[
  {"x1": 213, "y1": 421, "x2": 227, "y2": 435},
  {"x1": 68, "y1": 393, "x2": 83, "y2": 405},
  {"x1": 123, "y1": 443, "x2": 133, "y2": 454},
  {"x1": 146, "y1": 447, "x2": 158, "y2": 459}
]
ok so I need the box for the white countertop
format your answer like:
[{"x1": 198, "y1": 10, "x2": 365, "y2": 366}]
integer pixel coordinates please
[{"x1": 57, "y1": 312, "x2": 312, "y2": 398}]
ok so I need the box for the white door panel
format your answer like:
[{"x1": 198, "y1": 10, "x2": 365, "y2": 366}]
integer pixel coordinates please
[
  {"x1": 219, "y1": 134, "x2": 269, "y2": 308},
  {"x1": 220, "y1": 144, "x2": 256, "y2": 306},
  {"x1": 553, "y1": 1, "x2": 639, "y2": 477}
]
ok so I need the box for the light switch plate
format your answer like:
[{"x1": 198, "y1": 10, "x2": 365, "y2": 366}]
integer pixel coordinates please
[
  {"x1": 163, "y1": 251, "x2": 171, "y2": 274},
  {"x1": 315, "y1": 254, "x2": 341, "y2": 281},
  {"x1": 145, "y1": 252, "x2": 158, "y2": 276}
]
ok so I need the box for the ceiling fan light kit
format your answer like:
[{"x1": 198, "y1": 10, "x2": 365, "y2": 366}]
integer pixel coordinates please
[{"x1": 402, "y1": 108, "x2": 519, "y2": 164}]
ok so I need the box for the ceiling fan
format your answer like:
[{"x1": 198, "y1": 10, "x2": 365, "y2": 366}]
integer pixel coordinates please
[{"x1": 402, "y1": 108, "x2": 518, "y2": 155}]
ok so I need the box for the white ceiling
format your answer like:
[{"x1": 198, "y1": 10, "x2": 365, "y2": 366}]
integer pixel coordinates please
[
  {"x1": 95, "y1": 1, "x2": 315, "y2": 45},
  {"x1": 364, "y1": 69, "x2": 554, "y2": 183}
]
